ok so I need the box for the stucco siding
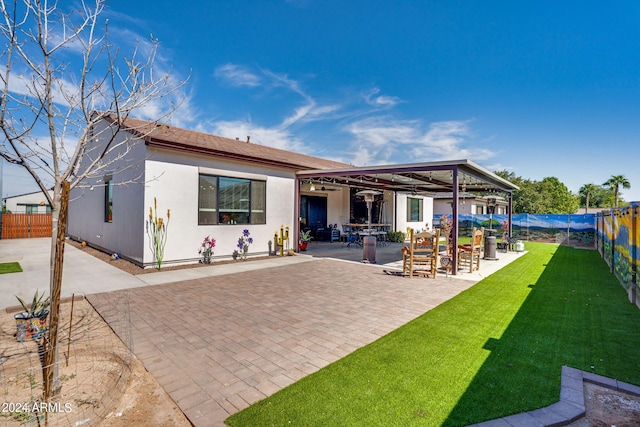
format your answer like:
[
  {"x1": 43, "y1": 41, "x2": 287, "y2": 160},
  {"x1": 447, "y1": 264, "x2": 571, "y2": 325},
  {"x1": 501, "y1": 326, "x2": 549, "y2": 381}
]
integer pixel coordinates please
[
  {"x1": 396, "y1": 194, "x2": 434, "y2": 233},
  {"x1": 68, "y1": 123, "x2": 147, "y2": 263},
  {"x1": 142, "y1": 149, "x2": 297, "y2": 266}
]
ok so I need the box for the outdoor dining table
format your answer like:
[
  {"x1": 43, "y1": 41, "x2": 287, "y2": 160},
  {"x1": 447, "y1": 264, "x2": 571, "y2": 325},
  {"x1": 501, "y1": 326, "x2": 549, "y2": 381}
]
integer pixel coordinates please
[{"x1": 345, "y1": 224, "x2": 391, "y2": 235}]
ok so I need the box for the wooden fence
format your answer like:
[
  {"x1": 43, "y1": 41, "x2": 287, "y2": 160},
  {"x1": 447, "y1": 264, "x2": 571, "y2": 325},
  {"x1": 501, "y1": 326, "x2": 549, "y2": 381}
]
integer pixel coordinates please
[{"x1": 1, "y1": 213, "x2": 52, "y2": 239}]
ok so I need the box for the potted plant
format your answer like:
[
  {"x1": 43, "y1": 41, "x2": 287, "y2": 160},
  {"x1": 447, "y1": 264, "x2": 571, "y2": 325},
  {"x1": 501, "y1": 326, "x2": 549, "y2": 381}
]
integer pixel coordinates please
[
  {"x1": 199, "y1": 235, "x2": 216, "y2": 264},
  {"x1": 14, "y1": 290, "x2": 50, "y2": 342},
  {"x1": 299, "y1": 229, "x2": 312, "y2": 251}
]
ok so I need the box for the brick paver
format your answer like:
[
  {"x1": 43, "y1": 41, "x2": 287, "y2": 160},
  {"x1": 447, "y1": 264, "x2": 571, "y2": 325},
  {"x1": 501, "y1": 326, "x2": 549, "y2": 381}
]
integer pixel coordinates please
[{"x1": 87, "y1": 258, "x2": 479, "y2": 426}]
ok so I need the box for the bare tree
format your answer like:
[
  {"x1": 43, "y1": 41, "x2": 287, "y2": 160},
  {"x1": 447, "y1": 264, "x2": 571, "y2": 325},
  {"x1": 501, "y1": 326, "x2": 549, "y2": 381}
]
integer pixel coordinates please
[{"x1": 0, "y1": 0, "x2": 186, "y2": 398}]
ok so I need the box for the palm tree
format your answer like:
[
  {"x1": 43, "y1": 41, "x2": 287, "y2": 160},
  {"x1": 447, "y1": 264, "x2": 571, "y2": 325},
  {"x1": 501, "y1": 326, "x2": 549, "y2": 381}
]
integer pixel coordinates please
[
  {"x1": 603, "y1": 175, "x2": 631, "y2": 208},
  {"x1": 579, "y1": 183, "x2": 598, "y2": 213}
]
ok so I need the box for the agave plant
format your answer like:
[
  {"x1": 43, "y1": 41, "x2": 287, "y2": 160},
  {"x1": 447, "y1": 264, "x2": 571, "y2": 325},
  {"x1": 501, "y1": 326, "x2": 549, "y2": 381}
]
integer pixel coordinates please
[
  {"x1": 15, "y1": 289, "x2": 51, "y2": 318},
  {"x1": 300, "y1": 229, "x2": 312, "y2": 242}
]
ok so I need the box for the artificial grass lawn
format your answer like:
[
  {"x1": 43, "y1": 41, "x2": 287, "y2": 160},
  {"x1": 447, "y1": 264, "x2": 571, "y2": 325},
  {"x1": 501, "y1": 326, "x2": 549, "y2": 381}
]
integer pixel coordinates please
[
  {"x1": 226, "y1": 243, "x2": 640, "y2": 426},
  {"x1": 0, "y1": 262, "x2": 22, "y2": 274}
]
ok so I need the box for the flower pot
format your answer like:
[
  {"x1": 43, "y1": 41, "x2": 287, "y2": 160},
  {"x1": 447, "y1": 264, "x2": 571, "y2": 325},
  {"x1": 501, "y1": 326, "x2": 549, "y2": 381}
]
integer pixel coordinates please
[
  {"x1": 14, "y1": 310, "x2": 48, "y2": 342},
  {"x1": 299, "y1": 242, "x2": 308, "y2": 251}
]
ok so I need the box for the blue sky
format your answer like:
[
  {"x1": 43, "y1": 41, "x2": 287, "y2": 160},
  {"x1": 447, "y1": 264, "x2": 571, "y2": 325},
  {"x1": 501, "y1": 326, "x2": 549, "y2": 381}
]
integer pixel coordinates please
[{"x1": 4, "y1": 1, "x2": 640, "y2": 202}]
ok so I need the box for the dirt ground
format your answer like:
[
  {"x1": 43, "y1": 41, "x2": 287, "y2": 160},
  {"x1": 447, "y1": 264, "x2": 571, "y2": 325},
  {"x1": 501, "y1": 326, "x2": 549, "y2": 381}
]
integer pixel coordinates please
[
  {"x1": 67, "y1": 238, "x2": 272, "y2": 275},
  {"x1": 0, "y1": 299, "x2": 190, "y2": 427},
  {"x1": 567, "y1": 382, "x2": 640, "y2": 427}
]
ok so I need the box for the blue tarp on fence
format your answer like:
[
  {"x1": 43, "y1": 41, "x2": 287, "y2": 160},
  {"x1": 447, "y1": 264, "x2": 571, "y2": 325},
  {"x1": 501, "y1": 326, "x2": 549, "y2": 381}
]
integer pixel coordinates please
[{"x1": 434, "y1": 213, "x2": 597, "y2": 236}]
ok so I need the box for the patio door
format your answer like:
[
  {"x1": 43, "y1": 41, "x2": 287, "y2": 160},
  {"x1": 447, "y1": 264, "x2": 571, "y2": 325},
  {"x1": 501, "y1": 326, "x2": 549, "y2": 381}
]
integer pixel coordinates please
[{"x1": 300, "y1": 195, "x2": 327, "y2": 232}]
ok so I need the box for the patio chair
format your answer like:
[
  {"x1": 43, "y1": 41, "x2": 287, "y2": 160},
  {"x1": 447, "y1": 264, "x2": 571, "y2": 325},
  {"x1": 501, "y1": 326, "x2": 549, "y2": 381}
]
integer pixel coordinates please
[
  {"x1": 458, "y1": 227, "x2": 484, "y2": 273},
  {"x1": 343, "y1": 224, "x2": 362, "y2": 249},
  {"x1": 374, "y1": 225, "x2": 389, "y2": 246},
  {"x1": 402, "y1": 228, "x2": 441, "y2": 278}
]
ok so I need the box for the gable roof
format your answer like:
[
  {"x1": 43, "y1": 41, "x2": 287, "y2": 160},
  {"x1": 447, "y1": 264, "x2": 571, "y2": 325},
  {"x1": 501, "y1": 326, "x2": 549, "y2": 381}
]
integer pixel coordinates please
[{"x1": 107, "y1": 115, "x2": 350, "y2": 171}]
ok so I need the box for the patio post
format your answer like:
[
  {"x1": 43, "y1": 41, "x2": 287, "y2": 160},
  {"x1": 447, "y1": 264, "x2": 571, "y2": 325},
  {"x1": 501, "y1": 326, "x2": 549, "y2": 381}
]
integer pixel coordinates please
[
  {"x1": 294, "y1": 178, "x2": 301, "y2": 252},
  {"x1": 508, "y1": 191, "x2": 513, "y2": 239},
  {"x1": 451, "y1": 166, "x2": 459, "y2": 275}
]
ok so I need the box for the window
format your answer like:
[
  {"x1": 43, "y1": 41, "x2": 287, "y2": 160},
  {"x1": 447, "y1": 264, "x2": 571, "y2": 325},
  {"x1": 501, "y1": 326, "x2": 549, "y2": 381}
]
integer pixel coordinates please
[
  {"x1": 407, "y1": 197, "x2": 423, "y2": 222},
  {"x1": 198, "y1": 174, "x2": 266, "y2": 225},
  {"x1": 475, "y1": 205, "x2": 484, "y2": 214},
  {"x1": 104, "y1": 176, "x2": 113, "y2": 222},
  {"x1": 250, "y1": 180, "x2": 266, "y2": 224},
  {"x1": 198, "y1": 175, "x2": 217, "y2": 225}
]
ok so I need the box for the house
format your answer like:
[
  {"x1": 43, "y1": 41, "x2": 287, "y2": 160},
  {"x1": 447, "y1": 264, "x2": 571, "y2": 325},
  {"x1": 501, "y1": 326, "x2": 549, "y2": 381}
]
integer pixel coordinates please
[
  {"x1": 68, "y1": 116, "x2": 346, "y2": 266},
  {"x1": 3, "y1": 190, "x2": 54, "y2": 214},
  {"x1": 433, "y1": 193, "x2": 509, "y2": 217},
  {"x1": 68, "y1": 116, "x2": 517, "y2": 271}
]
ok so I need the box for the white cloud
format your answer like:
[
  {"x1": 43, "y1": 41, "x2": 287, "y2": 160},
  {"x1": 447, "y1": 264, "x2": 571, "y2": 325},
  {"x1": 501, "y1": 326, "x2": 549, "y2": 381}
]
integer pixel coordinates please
[
  {"x1": 363, "y1": 87, "x2": 401, "y2": 108},
  {"x1": 210, "y1": 119, "x2": 309, "y2": 153},
  {"x1": 207, "y1": 65, "x2": 494, "y2": 169},
  {"x1": 214, "y1": 64, "x2": 261, "y2": 87},
  {"x1": 344, "y1": 117, "x2": 495, "y2": 166},
  {"x1": 346, "y1": 116, "x2": 420, "y2": 148}
]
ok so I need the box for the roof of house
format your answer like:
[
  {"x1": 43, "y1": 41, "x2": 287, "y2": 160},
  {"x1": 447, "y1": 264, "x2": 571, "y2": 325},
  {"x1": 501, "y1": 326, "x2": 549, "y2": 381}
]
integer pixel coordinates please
[
  {"x1": 108, "y1": 115, "x2": 350, "y2": 171},
  {"x1": 3, "y1": 189, "x2": 53, "y2": 201}
]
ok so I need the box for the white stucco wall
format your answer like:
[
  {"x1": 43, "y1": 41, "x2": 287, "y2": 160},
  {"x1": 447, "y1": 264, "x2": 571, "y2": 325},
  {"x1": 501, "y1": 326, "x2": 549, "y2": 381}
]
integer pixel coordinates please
[
  {"x1": 434, "y1": 198, "x2": 508, "y2": 217},
  {"x1": 67, "y1": 122, "x2": 147, "y2": 263},
  {"x1": 395, "y1": 194, "x2": 433, "y2": 234},
  {"x1": 142, "y1": 149, "x2": 297, "y2": 266}
]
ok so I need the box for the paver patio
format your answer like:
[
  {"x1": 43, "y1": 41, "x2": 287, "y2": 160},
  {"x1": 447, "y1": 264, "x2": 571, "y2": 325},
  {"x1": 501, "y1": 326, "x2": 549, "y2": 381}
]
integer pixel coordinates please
[{"x1": 87, "y1": 257, "x2": 483, "y2": 426}]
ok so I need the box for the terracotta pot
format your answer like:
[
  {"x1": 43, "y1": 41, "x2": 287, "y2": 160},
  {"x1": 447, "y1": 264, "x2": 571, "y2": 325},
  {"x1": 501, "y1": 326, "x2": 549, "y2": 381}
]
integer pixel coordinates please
[{"x1": 299, "y1": 242, "x2": 308, "y2": 251}]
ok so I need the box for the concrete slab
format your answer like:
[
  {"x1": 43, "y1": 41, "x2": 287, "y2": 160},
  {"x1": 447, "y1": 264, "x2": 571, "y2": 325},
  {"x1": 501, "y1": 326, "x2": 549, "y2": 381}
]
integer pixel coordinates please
[
  {"x1": 0, "y1": 238, "x2": 147, "y2": 309},
  {"x1": 0, "y1": 238, "x2": 315, "y2": 309}
]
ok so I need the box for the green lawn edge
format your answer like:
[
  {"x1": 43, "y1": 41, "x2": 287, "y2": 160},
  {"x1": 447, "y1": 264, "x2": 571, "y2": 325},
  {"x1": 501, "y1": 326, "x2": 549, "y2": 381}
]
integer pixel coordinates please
[
  {"x1": 0, "y1": 262, "x2": 23, "y2": 274},
  {"x1": 226, "y1": 243, "x2": 640, "y2": 426}
]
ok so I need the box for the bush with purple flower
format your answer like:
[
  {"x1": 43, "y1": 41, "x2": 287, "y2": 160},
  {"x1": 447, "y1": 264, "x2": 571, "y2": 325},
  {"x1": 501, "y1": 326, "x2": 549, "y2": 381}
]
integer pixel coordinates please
[{"x1": 233, "y1": 229, "x2": 253, "y2": 260}]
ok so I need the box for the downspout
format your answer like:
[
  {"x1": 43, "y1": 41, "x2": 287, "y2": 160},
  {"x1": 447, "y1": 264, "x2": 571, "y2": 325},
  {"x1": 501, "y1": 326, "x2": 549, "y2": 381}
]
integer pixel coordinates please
[
  {"x1": 294, "y1": 178, "x2": 301, "y2": 252},
  {"x1": 452, "y1": 167, "x2": 459, "y2": 275}
]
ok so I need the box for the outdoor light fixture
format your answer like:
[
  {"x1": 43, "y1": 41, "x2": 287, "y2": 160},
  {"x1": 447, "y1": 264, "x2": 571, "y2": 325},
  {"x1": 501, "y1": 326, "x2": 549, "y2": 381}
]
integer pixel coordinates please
[
  {"x1": 487, "y1": 197, "x2": 497, "y2": 230},
  {"x1": 356, "y1": 189, "x2": 379, "y2": 204},
  {"x1": 310, "y1": 183, "x2": 316, "y2": 191},
  {"x1": 487, "y1": 197, "x2": 497, "y2": 215}
]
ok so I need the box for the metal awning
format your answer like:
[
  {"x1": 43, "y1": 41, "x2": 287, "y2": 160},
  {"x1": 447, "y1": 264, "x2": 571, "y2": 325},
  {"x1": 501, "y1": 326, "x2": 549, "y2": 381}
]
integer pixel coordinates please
[
  {"x1": 295, "y1": 159, "x2": 520, "y2": 275},
  {"x1": 296, "y1": 159, "x2": 519, "y2": 195}
]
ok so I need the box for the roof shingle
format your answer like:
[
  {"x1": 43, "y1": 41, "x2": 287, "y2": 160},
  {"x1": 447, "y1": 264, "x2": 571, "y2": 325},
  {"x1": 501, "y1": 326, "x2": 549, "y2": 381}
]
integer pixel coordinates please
[{"x1": 113, "y1": 116, "x2": 350, "y2": 171}]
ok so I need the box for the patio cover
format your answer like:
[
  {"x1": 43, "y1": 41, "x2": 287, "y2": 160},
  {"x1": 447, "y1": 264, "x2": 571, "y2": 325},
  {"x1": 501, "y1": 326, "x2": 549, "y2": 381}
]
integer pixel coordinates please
[{"x1": 296, "y1": 159, "x2": 520, "y2": 275}]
